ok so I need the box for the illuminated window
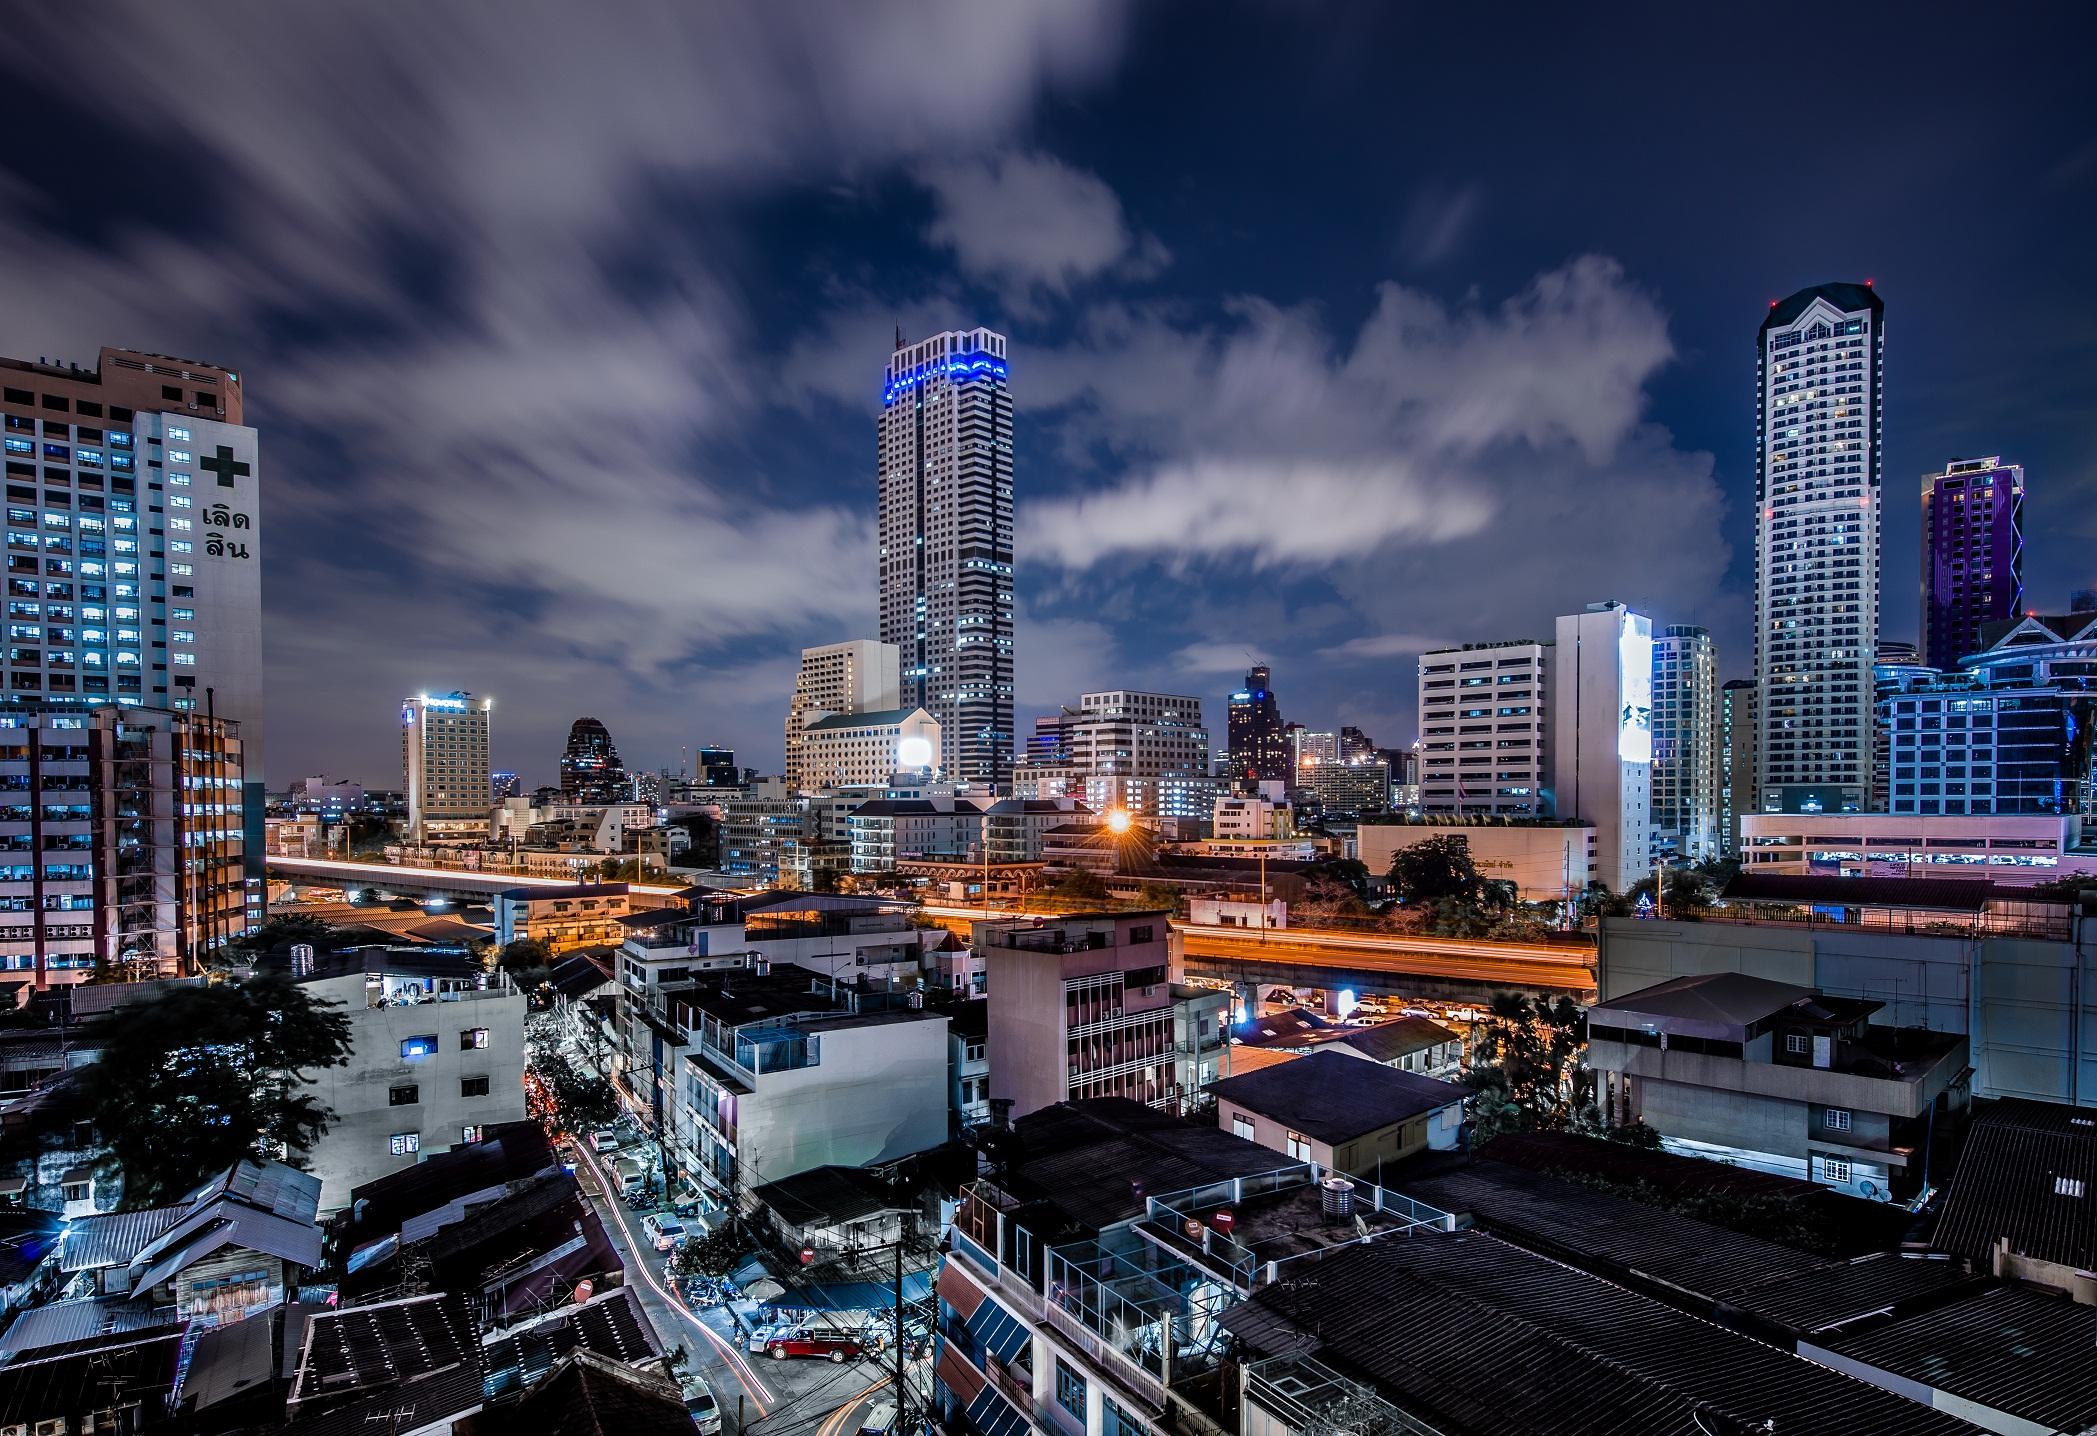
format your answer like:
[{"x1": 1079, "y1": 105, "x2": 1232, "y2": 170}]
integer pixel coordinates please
[
  {"x1": 388, "y1": 1132, "x2": 420, "y2": 1157},
  {"x1": 400, "y1": 1034, "x2": 437, "y2": 1060},
  {"x1": 460, "y1": 1027, "x2": 489, "y2": 1050},
  {"x1": 167, "y1": 426, "x2": 191, "y2": 442}
]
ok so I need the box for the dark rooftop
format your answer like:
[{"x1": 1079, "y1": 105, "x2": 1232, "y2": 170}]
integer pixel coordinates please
[
  {"x1": 1234, "y1": 1006, "x2": 1335, "y2": 1048},
  {"x1": 999, "y1": 1099, "x2": 1297, "y2": 1232},
  {"x1": 750, "y1": 1165, "x2": 911, "y2": 1229},
  {"x1": 1825, "y1": 1283, "x2": 2097, "y2": 1434},
  {"x1": 1324, "y1": 1014, "x2": 1461, "y2": 1062},
  {"x1": 0, "y1": 1330, "x2": 187, "y2": 1429},
  {"x1": 510, "y1": 1348, "x2": 693, "y2": 1435},
  {"x1": 1397, "y1": 1161, "x2": 1827, "y2": 1304},
  {"x1": 1719, "y1": 1251, "x2": 1986, "y2": 1340},
  {"x1": 1207, "y1": 1050, "x2": 1464, "y2": 1144},
  {"x1": 1931, "y1": 1097, "x2": 2097, "y2": 1274},
  {"x1": 1762, "y1": 280, "x2": 1882, "y2": 332},
  {"x1": 1722, "y1": 872, "x2": 2013, "y2": 913},
  {"x1": 287, "y1": 1293, "x2": 484, "y2": 1436},
  {"x1": 1225, "y1": 1229, "x2": 1980, "y2": 1436},
  {"x1": 481, "y1": 1285, "x2": 663, "y2": 1400},
  {"x1": 945, "y1": 997, "x2": 987, "y2": 1040},
  {"x1": 547, "y1": 950, "x2": 615, "y2": 999},
  {"x1": 342, "y1": 1120, "x2": 555, "y2": 1242}
]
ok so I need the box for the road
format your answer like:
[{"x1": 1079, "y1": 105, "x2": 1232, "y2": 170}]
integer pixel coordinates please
[
  {"x1": 1180, "y1": 924, "x2": 1596, "y2": 993},
  {"x1": 568, "y1": 1136, "x2": 778, "y2": 1428}
]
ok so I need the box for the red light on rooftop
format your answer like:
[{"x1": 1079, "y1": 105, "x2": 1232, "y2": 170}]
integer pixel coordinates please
[
  {"x1": 1864, "y1": 278, "x2": 1874, "y2": 287},
  {"x1": 1769, "y1": 299, "x2": 1779, "y2": 308}
]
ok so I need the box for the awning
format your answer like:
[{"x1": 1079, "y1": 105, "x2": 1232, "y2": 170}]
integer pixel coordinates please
[
  {"x1": 742, "y1": 1278, "x2": 785, "y2": 1302},
  {"x1": 965, "y1": 1383, "x2": 1031, "y2": 1436},
  {"x1": 780, "y1": 1272, "x2": 934, "y2": 1312},
  {"x1": 964, "y1": 1294, "x2": 1027, "y2": 1366}
]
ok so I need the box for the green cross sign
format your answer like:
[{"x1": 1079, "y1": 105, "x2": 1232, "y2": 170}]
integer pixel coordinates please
[{"x1": 199, "y1": 445, "x2": 250, "y2": 488}]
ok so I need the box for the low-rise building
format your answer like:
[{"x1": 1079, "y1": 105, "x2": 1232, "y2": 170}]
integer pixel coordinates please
[
  {"x1": 978, "y1": 910, "x2": 1229, "y2": 1119},
  {"x1": 289, "y1": 951, "x2": 528, "y2": 1210},
  {"x1": 1211, "y1": 795, "x2": 1293, "y2": 841},
  {"x1": 948, "y1": 998, "x2": 989, "y2": 1133},
  {"x1": 846, "y1": 794, "x2": 988, "y2": 872},
  {"x1": 1588, "y1": 971, "x2": 1970, "y2": 1201},
  {"x1": 1357, "y1": 815, "x2": 1593, "y2": 903},
  {"x1": 494, "y1": 882, "x2": 631, "y2": 951},
  {"x1": 1208, "y1": 1049, "x2": 1465, "y2": 1175},
  {"x1": 1739, "y1": 809, "x2": 2097, "y2": 885},
  {"x1": 798, "y1": 706, "x2": 942, "y2": 790},
  {"x1": 1931, "y1": 1097, "x2": 2097, "y2": 1302}
]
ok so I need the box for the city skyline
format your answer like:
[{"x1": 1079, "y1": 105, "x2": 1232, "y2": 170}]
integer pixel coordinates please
[{"x1": 3, "y1": 8, "x2": 2095, "y2": 786}]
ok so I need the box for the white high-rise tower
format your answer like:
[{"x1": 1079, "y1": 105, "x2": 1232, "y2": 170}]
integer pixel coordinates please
[
  {"x1": 878, "y1": 328, "x2": 1014, "y2": 789},
  {"x1": 1755, "y1": 283, "x2": 1883, "y2": 815}
]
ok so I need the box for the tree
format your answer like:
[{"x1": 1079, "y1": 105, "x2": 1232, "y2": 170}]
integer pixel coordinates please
[
  {"x1": 1625, "y1": 867, "x2": 1716, "y2": 919},
  {"x1": 231, "y1": 913, "x2": 356, "y2": 958},
  {"x1": 668, "y1": 812, "x2": 720, "y2": 869},
  {"x1": 669, "y1": 1224, "x2": 746, "y2": 1279},
  {"x1": 497, "y1": 937, "x2": 554, "y2": 973},
  {"x1": 2024, "y1": 874, "x2": 2093, "y2": 902},
  {"x1": 525, "y1": 1037, "x2": 618, "y2": 1133},
  {"x1": 1386, "y1": 835, "x2": 1489, "y2": 906},
  {"x1": 55, "y1": 974, "x2": 354, "y2": 1207},
  {"x1": 1048, "y1": 868, "x2": 1110, "y2": 903},
  {"x1": 1135, "y1": 881, "x2": 1182, "y2": 914},
  {"x1": 1299, "y1": 857, "x2": 1372, "y2": 902},
  {"x1": 1462, "y1": 991, "x2": 1586, "y2": 1141}
]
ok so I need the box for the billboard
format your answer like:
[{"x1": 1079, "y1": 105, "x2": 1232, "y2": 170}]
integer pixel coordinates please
[{"x1": 1617, "y1": 612, "x2": 1653, "y2": 764}]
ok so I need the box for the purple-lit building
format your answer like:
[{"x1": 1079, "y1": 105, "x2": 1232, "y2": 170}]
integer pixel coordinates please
[{"x1": 1921, "y1": 457, "x2": 2023, "y2": 670}]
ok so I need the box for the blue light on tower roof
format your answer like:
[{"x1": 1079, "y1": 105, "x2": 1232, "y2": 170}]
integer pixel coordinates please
[{"x1": 882, "y1": 353, "x2": 1009, "y2": 406}]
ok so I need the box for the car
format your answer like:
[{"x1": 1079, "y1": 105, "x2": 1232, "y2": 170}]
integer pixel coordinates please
[
  {"x1": 766, "y1": 1329, "x2": 865, "y2": 1363},
  {"x1": 682, "y1": 1375, "x2": 721, "y2": 1433},
  {"x1": 643, "y1": 1214, "x2": 688, "y2": 1252},
  {"x1": 588, "y1": 1128, "x2": 622, "y2": 1153}
]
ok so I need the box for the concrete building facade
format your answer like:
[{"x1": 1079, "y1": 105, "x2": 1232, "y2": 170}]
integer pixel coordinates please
[
  {"x1": 1755, "y1": 283, "x2": 1885, "y2": 816},
  {"x1": 1551, "y1": 602, "x2": 1652, "y2": 892},
  {"x1": 785, "y1": 639, "x2": 900, "y2": 792},
  {"x1": 1417, "y1": 639, "x2": 1551, "y2": 817},
  {"x1": 878, "y1": 329, "x2": 1013, "y2": 789},
  {"x1": 1651, "y1": 624, "x2": 1720, "y2": 861},
  {"x1": 402, "y1": 692, "x2": 491, "y2": 844}
]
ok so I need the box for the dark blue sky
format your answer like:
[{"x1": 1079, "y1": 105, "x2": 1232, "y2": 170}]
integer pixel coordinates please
[{"x1": 3, "y1": 4, "x2": 2093, "y2": 786}]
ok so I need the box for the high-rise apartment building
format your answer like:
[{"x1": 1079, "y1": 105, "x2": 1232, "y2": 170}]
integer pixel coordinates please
[
  {"x1": 1227, "y1": 665, "x2": 1288, "y2": 784},
  {"x1": 1755, "y1": 283, "x2": 1884, "y2": 815},
  {"x1": 1289, "y1": 728, "x2": 1339, "y2": 774},
  {"x1": 785, "y1": 639, "x2": 900, "y2": 791},
  {"x1": 1417, "y1": 639, "x2": 1551, "y2": 816},
  {"x1": 1920, "y1": 457, "x2": 2023, "y2": 671},
  {"x1": 1552, "y1": 602, "x2": 1652, "y2": 891},
  {"x1": 877, "y1": 329, "x2": 1013, "y2": 789},
  {"x1": 0, "y1": 707, "x2": 244, "y2": 984},
  {"x1": 1720, "y1": 679, "x2": 1757, "y2": 856},
  {"x1": 1, "y1": 347, "x2": 264, "y2": 912},
  {"x1": 401, "y1": 692, "x2": 491, "y2": 843},
  {"x1": 1651, "y1": 624, "x2": 1720, "y2": 861},
  {"x1": 558, "y1": 716, "x2": 626, "y2": 805},
  {"x1": 1338, "y1": 724, "x2": 1375, "y2": 763},
  {"x1": 1063, "y1": 690, "x2": 1215, "y2": 820}
]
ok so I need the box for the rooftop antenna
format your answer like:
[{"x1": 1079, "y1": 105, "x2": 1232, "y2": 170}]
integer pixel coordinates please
[{"x1": 895, "y1": 325, "x2": 904, "y2": 351}]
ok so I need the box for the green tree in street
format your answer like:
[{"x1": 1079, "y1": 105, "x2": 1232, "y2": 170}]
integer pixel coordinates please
[
  {"x1": 1048, "y1": 868, "x2": 1110, "y2": 904},
  {"x1": 525, "y1": 1036, "x2": 618, "y2": 1133},
  {"x1": 55, "y1": 975, "x2": 354, "y2": 1207},
  {"x1": 1386, "y1": 834, "x2": 1493, "y2": 906},
  {"x1": 1462, "y1": 991, "x2": 1586, "y2": 1142},
  {"x1": 669, "y1": 1224, "x2": 746, "y2": 1279}
]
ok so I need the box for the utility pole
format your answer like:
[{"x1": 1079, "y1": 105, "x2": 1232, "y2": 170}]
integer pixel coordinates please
[{"x1": 891, "y1": 1235, "x2": 907, "y2": 1431}]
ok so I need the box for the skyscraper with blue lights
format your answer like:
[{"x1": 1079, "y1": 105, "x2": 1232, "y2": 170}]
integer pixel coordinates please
[
  {"x1": 1920, "y1": 456, "x2": 2023, "y2": 672},
  {"x1": 878, "y1": 328, "x2": 1013, "y2": 789}
]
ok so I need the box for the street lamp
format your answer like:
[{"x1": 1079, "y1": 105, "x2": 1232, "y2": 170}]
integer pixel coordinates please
[{"x1": 1105, "y1": 808, "x2": 1133, "y2": 835}]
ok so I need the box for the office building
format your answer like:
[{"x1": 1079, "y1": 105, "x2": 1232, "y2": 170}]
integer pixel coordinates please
[
  {"x1": 2, "y1": 347, "x2": 265, "y2": 913},
  {"x1": 1062, "y1": 689, "x2": 1213, "y2": 819},
  {"x1": 1921, "y1": 456, "x2": 2023, "y2": 671},
  {"x1": 717, "y1": 777, "x2": 802, "y2": 884},
  {"x1": 878, "y1": 328, "x2": 1013, "y2": 789},
  {"x1": 1651, "y1": 624, "x2": 1720, "y2": 861},
  {"x1": 1417, "y1": 638, "x2": 1551, "y2": 816},
  {"x1": 1552, "y1": 602, "x2": 1652, "y2": 891},
  {"x1": 979, "y1": 911, "x2": 1231, "y2": 1117},
  {"x1": 1879, "y1": 612, "x2": 2097, "y2": 817},
  {"x1": 1755, "y1": 282, "x2": 1885, "y2": 815},
  {"x1": 785, "y1": 638, "x2": 900, "y2": 791},
  {"x1": 557, "y1": 716, "x2": 626, "y2": 805},
  {"x1": 797, "y1": 705, "x2": 941, "y2": 791},
  {"x1": 1297, "y1": 758, "x2": 1391, "y2": 815},
  {"x1": 1589, "y1": 971, "x2": 1969, "y2": 1201},
  {"x1": 402, "y1": 691, "x2": 492, "y2": 843},
  {"x1": 847, "y1": 793, "x2": 989, "y2": 871},
  {"x1": 1338, "y1": 724, "x2": 1375, "y2": 763},
  {"x1": 0, "y1": 706, "x2": 245, "y2": 983},
  {"x1": 1871, "y1": 640, "x2": 1934, "y2": 810},
  {"x1": 1721, "y1": 679, "x2": 1757, "y2": 855},
  {"x1": 1227, "y1": 664, "x2": 1289, "y2": 784},
  {"x1": 1289, "y1": 728, "x2": 1339, "y2": 772},
  {"x1": 1737, "y1": 810, "x2": 2097, "y2": 883},
  {"x1": 1212, "y1": 794, "x2": 1293, "y2": 841}
]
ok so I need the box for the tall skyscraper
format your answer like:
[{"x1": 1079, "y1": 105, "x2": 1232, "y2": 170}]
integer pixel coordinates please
[
  {"x1": 1, "y1": 347, "x2": 264, "y2": 914},
  {"x1": 786, "y1": 639, "x2": 900, "y2": 791},
  {"x1": 1720, "y1": 679, "x2": 1757, "y2": 855},
  {"x1": 1552, "y1": 602, "x2": 1652, "y2": 891},
  {"x1": 402, "y1": 692, "x2": 491, "y2": 843},
  {"x1": 878, "y1": 328, "x2": 1013, "y2": 789},
  {"x1": 558, "y1": 716, "x2": 626, "y2": 804},
  {"x1": 1651, "y1": 624, "x2": 1720, "y2": 861},
  {"x1": 1920, "y1": 457, "x2": 2024, "y2": 671},
  {"x1": 1417, "y1": 639, "x2": 1551, "y2": 816},
  {"x1": 1226, "y1": 665, "x2": 1288, "y2": 784},
  {"x1": 1755, "y1": 282, "x2": 1884, "y2": 815}
]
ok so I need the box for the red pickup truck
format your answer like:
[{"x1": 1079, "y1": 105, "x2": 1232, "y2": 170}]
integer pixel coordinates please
[{"x1": 765, "y1": 1330, "x2": 865, "y2": 1362}]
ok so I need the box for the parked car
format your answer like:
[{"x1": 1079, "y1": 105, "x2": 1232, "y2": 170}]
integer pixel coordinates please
[
  {"x1": 588, "y1": 1128, "x2": 622, "y2": 1153},
  {"x1": 766, "y1": 1329, "x2": 865, "y2": 1363},
  {"x1": 643, "y1": 1214, "x2": 688, "y2": 1252},
  {"x1": 683, "y1": 1375, "x2": 721, "y2": 1434}
]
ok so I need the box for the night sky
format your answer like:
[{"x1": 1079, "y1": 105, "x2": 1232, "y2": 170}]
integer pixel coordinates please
[{"x1": 4, "y1": 4, "x2": 2094, "y2": 788}]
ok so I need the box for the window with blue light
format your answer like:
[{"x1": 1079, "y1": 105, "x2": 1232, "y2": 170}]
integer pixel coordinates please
[
  {"x1": 400, "y1": 1034, "x2": 437, "y2": 1060},
  {"x1": 1055, "y1": 1358, "x2": 1086, "y2": 1422}
]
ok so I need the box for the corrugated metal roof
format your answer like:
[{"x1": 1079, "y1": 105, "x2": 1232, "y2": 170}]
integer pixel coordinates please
[
  {"x1": 1932, "y1": 1097, "x2": 2097, "y2": 1273},
  {"x1": 0, "y1": 1297, "x2": 174, "y2": 1357},
  {"x1": 57, "y1": 1206, "x2": 182, "y2": 1274},
  {"x1": 1720, "y1": 1251, "x2": 1987, "y2": 1337}
]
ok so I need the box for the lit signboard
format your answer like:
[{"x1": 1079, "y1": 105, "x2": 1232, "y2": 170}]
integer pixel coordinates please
[
  {"x1": 897, "y1": 735, "x2": 933, "y2": 770},
  {"x1": 1618, "y1": 614, "x2": 1653, "y2": 764}
]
